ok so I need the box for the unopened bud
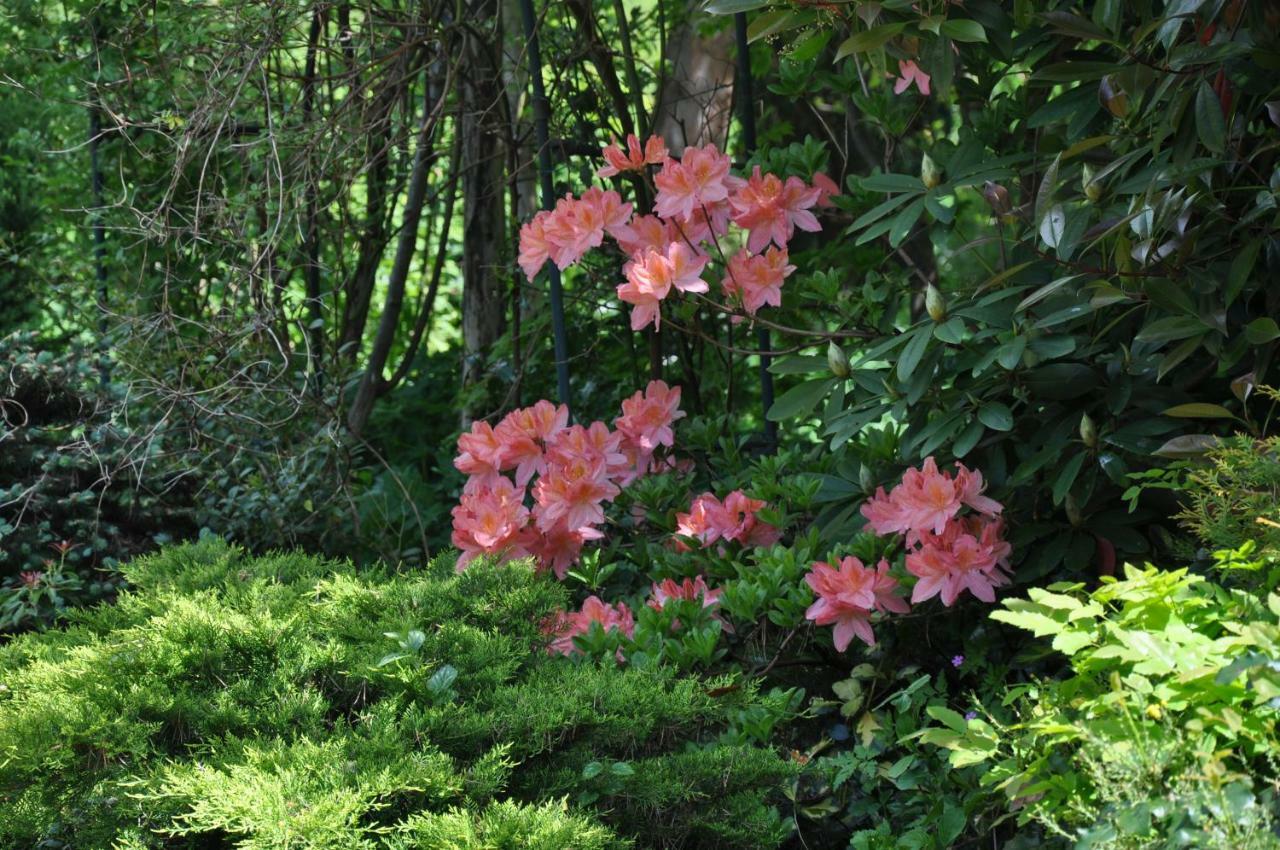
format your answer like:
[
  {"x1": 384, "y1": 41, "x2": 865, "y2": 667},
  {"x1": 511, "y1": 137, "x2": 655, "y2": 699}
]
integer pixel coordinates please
[
  {"x1": 858, "y1": 464, "x2": 875, "y2": 493},
  {"x1": 982, "y1": 181, "x2": 1012, "y2": 217},
  {"x1": 925, "y1": 284, "x2": 947, "y2": 322},
  {"x1": 827, "y1": 341, "x2": 851, "y2": 379},
  {"x1": 1064, "y1": 493, "x2": 1083, "y2": 527},
  {"x1": 920, "y1": 153, "x2": 942, "y2": 189},
  {"x1": 1099, "y1": 76, "x2": 1129, "y2": 118},
  {"x1": 1079, "y1": 411, "x2": 1098, "y2": 448},
  {"x1": 1082, "y1": 163, "x2": 1102, "y2": 202}
]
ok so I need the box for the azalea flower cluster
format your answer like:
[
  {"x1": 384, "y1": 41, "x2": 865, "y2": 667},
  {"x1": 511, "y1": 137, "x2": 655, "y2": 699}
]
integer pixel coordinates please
[
  {"x1": 544, "y1": 573, "x2": 731, "y2": 657},
  {"x1": 860, "y1": 457, "x2": 1010, "y2": 607},
  {"x1": 451, "y1": 380, "x2": 685, "y2": 577},
  {"x1": 673, "y1": 490, "x2": 781, "y2": 552},
  {"x1": 517, "y1": 134, "x2": 839, "y2": 331},
  {"x1": 803, "y1": 458, "x2": 1011, "y2": 651}
]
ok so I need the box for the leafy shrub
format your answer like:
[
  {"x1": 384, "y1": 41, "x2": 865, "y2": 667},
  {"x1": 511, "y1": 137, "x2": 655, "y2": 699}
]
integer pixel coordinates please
[
  {"x1": 926, "y1": 547, "x2": 1280, "y2": 849},
  {"x1": 0, "y1": 331, "x2": 186, "y2": 627},
  {"x1": 0, "y1": 540, "x2": 797, "y2": 849}
]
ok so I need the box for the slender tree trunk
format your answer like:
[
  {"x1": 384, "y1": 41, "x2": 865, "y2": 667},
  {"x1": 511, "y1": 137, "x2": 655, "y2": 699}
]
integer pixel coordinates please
[{"x1": 458, "y1": 0, "x2": 506, "y2": 419}]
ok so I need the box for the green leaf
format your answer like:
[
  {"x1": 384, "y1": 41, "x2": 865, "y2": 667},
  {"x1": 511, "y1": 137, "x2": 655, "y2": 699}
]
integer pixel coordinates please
[
  {"x1": 933, "y1": 317, "x2": 967, "y2": 344},
  {"x1": 896, "y1": 328, "x2": 932, "y2": 383},
  {"x1": 1035, "y1": 154, "x2": 1061, "y2": 227},
  {"x1": 835, "y1": 23, "x2": 908, "y2": 60},
  {"x1": 1153, "y1": 434, "x2": 1219, "y2": 458},
  {"x1": 953, "y1": 419, "x2": 984, "y2": 458},
  {"x1": 926, "y1": 705, "x2": 969, "y2": 733},
  {"x1": 768, "y1": 378, "x2": 836, "y2": 421},
  {"x1": 996, "y1": 337, "x2": 1026, "y2": 370},
  {"x1": 1052, "y1": 452, "x2": 1086, "y2": 504},
  {"x1": 977, "y1": 402, "x2": 1014, "y2": 431},
  {"x1": 1194, "y1": 79, "x2": 1227, "y2": 153},
  {"x1": 939, "y1": 18, "x2": 987, "y2": 42},
  {"x1": 702, "y1": 0, "x2": 768, "y2": 14},
  {"x1": 888, "y1": 198, "x2": 926, "y2": 248},
  {"x1": 1226, "y1": 239, "x2": 1261, "y2": 306},
  {"x1": 1244, "y1": 317, "x2": 1280, "y2": 344},
  {"x1": 1161, "y1": 403, "x2": 1235, "y2": 419},
  {"x1": 1134, "y1": 315, "x2": 1209, "y2": 345}
]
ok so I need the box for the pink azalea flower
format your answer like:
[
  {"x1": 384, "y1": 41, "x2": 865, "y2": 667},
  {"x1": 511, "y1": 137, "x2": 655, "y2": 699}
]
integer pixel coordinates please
[
  {"x1": 494, "y1": 400, "x2": 569, "y2": 486},
  {"x1": 597, "y1": 134, "x2": 669, "y2": 177},
  {"x1": 673, "y1": 493, "x2": 731, "y2": 551},
  {"x1": 954, "y1": 462, "x2": 1003, "y2": 517},
  {"x1": 545, "y1": 595, "x2": 636, "y2": 656},
  {"x1": 616, "y1": 274, "x2": 665, "y2": 330},
  {"x1": 729, "y1": 167, "x2": 822, "y2": 253},
  {"x1": 518, "y1": 210, "x2": 555, "y2": 280},
  {"x1": 454, "y1": 420, "x2": 506, "y2": 482},
  {"x1": 906, "y1": 516, "x2": 1011, "y2": 606},
  {"x1": 611, "y1": 214, "x2": 680, "y2": 258},
  {"x1": 896, "y1": 457, "x2": 963, "y2": 536},
  {"x1": 615, "y1": 380, "x2": 685, "y2": 453},
  {"x1": 812, "y1": 171, "x2": 841, "y2": 207},
  {"x1": 521, "y1": 521, "x2": 603, "y2": 580},
  {"x1": 648, "y1": 575, "x2": 733, "y2": 633},
  {"x1": 860, "y1": 486, "x2": 915, "y2": 537},
  {"x1": 532, "y1": 452, "x2": 620, "y2": 532},
  {"x1": 545, "y1": 421, "x2": 628, "y2": 480},
  {"x1": 653, "y1": 144, "x2": 744, "y2": 221},
  {"x1": 805, "y1": 556, "x2": 909, "y2": 650},
  {"x1": 451, "y1": 477, "x2": 531, "y2": 570},
  {"x1": 673, "y1": 198, "x2": 733, "y2": 244},
  {"x1": 721, "y1": 489, "x2": 781, "y2": 548},
  {"x1": 721, "y1": 247, "x2": 795, "y2": 316},
  {"x1": 892, "y1": 59, "x2": 931, "y2": 96}
]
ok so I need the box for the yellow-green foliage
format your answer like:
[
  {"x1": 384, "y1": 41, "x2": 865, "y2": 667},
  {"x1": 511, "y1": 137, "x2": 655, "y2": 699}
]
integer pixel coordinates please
[
  {"x1": 1176, "y1": 435, "x2": 1280, "y2": 558},
  {"x1": 0, "y1": 540, "x2": 795, "y2": 849}
]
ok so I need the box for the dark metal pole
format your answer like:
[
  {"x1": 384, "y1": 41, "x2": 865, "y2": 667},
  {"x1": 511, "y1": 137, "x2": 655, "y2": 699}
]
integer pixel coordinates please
[
  {"x1": 733, "y1": 12, "x2": 776, "y2": 448},
  {"x1": 518, "y1": 0, "x2": 572, "y2": 413}
]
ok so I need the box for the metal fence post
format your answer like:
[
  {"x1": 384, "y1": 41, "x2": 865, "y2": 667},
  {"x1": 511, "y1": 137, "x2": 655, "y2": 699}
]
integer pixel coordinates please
[{"x1": 518, "y1": 0, "x2": 572, "y2": 414}]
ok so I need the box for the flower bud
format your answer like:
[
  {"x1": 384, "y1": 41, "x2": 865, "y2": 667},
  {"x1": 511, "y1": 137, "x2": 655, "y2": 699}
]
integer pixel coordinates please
[
  {"x1": 1081, "y1": 163, "x2": 1102, "y2": 202},
  {"x1": 920, "y1": 153, "x2": 942, "y2": 189},
  {"x1": 858, "y1": 464, "x2": 875, "y2": 493},
  {"x1": 1064, "y1": 493, "x2": 1083, "y2": 527},
  {"x1": 1079, "y1": 411, "x2": 1098, "y2": 448},
  {"x1": 1099, "y1": 76, "x2": 1129, "y2": 118},
  {"x1": 982, "y1": 181, "x2": 1012, "y2": 217},
  {"x1": 925, "y1": 284, "x2": 946, "y2": 322},
  {"x1": 827, "y1": 341, "x2": 851, "y2": 379}
]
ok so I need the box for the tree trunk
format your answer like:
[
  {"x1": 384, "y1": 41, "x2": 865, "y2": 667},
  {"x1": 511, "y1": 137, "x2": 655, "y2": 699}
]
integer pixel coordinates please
[
  {"x1": 458, "y1": 0, "x2": 506, "y2": 419},
  {"x1": 653, "y1": 2, "x2": 736, "y2": 154}
]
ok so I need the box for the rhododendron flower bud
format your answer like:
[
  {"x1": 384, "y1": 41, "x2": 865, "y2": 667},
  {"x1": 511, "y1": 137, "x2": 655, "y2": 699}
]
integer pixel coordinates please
[
  {"x1": 827, "y1": 341, "x2": 851, "y2": 379},
  {"x1": 805, "y1": 556, "x2": 908, "y2": 650},
  {"x1": 925, "y1": 284, "x2": 947, "y2": 322},
  {"x1": 920, "y1": 153, "x2": 942, "y2": 189},
  {"x1": 598, "y1": 134, "x2": 668, "y2": 177}
]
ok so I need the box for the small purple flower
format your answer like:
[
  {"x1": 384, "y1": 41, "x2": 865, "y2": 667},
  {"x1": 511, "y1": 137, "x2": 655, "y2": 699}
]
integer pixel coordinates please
[
  {"x1": 965, "y1": 711, "x2": 978, "y2": 721},
  {"x1": 950, "y1": 654, "x2": 965, "y2": 668}
]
